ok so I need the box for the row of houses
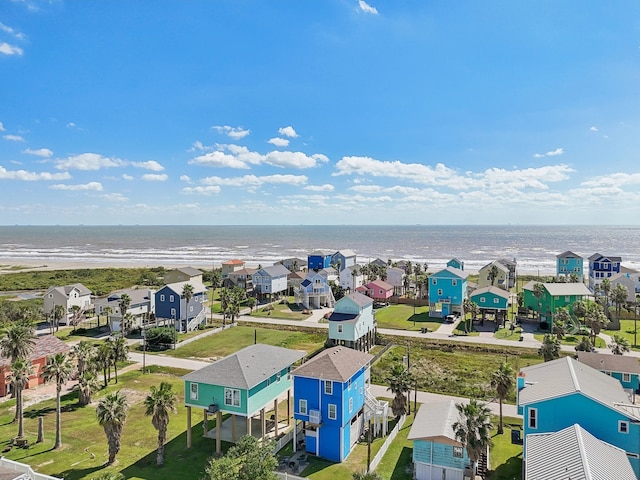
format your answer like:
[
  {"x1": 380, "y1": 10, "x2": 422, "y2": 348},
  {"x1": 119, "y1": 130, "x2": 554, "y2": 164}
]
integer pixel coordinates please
[{"x1": 556, "y1": 250, "x2": 640, "y2": 294}]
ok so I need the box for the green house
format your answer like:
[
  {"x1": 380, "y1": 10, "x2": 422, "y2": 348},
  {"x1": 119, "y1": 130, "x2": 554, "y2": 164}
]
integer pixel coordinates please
[
  {"x1": 182, "y1": 343, "x2": 305, "y2": 453},
  {"x1": 522, "y1": 281, "x2": 592, "y2": 322}
]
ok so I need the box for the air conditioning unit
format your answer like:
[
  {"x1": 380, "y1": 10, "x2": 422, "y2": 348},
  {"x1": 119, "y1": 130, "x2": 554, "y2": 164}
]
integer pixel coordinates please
[{"x1": 207, "y1": 404, "x2": 219, "y2": 414}]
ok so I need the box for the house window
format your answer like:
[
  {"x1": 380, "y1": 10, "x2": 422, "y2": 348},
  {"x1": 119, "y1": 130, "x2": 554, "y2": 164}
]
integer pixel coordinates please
[
  {"x1": 452, "y1": 279, "x2": 457, "y2": 286},
  {"x1": 328, "y1": 404, "x2": 337, "y2": 420},
  {"x1": 325, "y1": 381, "x2": 333, "y2": 395},
  {"x1": 224, "y1": 388, "x2": 241, "y2": 407},
  {"x1": 493, "y1": 298, "x2": 499, "y2": 304},
  {"x1": 48, "y1": 294, "x2": 53, "y2": 298},
  {"x1": 190, "y1": 383, "x2": 198, "y2": 400},
  {"x1": 565, "y1": 296, "x2": 570, "y2": 302},
  {"x1": 528, "y1": 408, "x2": 537, "y2": 429},
  {"x1": 432, "y1": 279, "x2": 437, "y2": 285},
  {"x1": 337, "y1": 324, "x2": 343, "y2": 333},
  {"x1": 438, "y1": 289, "x2": 443, "y2": 296},
  {"x1": 160, "y1": 294, "x2": 165, "y2": 302},
  {"x1": 453, "y1": 446, "x2": 463, "y2": 458},
  {"x1": 623, "y1": 373, "x2": 631, "y2": 383},
  {"x1": 277, "y1": 373, "x2": 281, "y2": 382},
  {"x1": 171, "y1": 308, "x2": 176, "y2": 317},
  {"x1": 349, "y1": 397, "x2": 353, "y2": 413},
  {"x1": 480, "y1": 297, "x2": 485, "y2": 303},
  {"x1": 299, "y1": 399, "x2": 307, "y2": 415},
  {"x1": 619, "y1": 421, "x2": 629, "y2": 434},
  {"x1": 169, "y1": 295, "x2": 174, "y2": 302}
]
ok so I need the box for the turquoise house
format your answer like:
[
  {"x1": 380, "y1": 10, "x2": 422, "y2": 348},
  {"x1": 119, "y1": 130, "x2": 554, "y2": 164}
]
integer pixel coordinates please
[
  {"x1": 428, "y1": 266, "x2": 468, "y2": 318},
  {"x1": 469, "y1": 286, "x2": 511, "y2": 324},
  {"x1": 408, "y1": 400, "x2": 471, "y2": 480},
  {"x1": 327, "y1": 292, "x2": 376, "y2": 352},
  {"x1": 182, "y1": 344, "x2": 305, "y2": 453},
  {"x1": 522, "y1": 281, "x2": 591, "y2": 322},
  {"x1": 577, "y1": 351, "x2": 640, "y2": 393},
  {"x1": 517, "y1": 357, "x2": 640, "y2": 478},
  {"x1": 556, "y1": 251, "x2": 584, "y2": 282}
]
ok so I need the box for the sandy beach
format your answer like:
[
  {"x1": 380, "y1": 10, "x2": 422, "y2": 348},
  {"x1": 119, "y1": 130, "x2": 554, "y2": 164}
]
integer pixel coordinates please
[{"x1": 0, "y1": 259, "x2": 215, "y2": 275}]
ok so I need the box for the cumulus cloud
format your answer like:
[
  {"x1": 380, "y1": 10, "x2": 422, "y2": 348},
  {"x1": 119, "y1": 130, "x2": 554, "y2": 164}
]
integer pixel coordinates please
[
  {"x1": 0, "y1": 122, "x2": 4, "y2": 131},
  {"x1": 212, "y1": 125, "x2": 251, "y2": 140},
  {"x1": 141, "y1": 173, "x2": 168, "y2": 182},
  {"x1": 278, "y1": 126, "x2": 299, "y2": 138},
  {"x1": 55, "y1": 153, "x2": 125, "y2": 171},
  {"x1": 305, "y1": 184, "x2": 335, "y2": 192},
  {"x1": 181, "y1": 185, "x2": 222, "y2": 196},
  {"x1": 23, "y1": 147, "x2": 53, "y2": 158},
  {"x1": 0, "y1": 165, "x2": 71, "y2": 181},
  {"x1": 50, "y1": 182, "x2": 103, "y2": 191},
  {"x1": 534, "y1": 148, "x2": 564, "y2": 158},
  {"x1": 0, "y1": 42, "x2": 23, "y2": 56},
  {"x1": 590, "y1": 126, "x2": 599, "y2": 132},
  {"x1": 580, "y1": 173, "x2": 640, "y2": 188},
  {"x1": 335, "y1": 156, "x2": 457, "y2": 185},
  {"x1": 268, "y1": 137, "x2": 290, "y2": 147},
  {"x1": 201, "y1": 174, "x2": 308, "y2": 188},
  {"x1": 180, "y1": 175, "x2": 192, "y2": 183},
  {"x1": 358, "y1": 0, "x2": 378, "y2": 14},
  {"x1": 189, "y1": 144, "x2": 328, "y2": 169},
  {"x1": 122, "y1": 174, "x2": 134, "y2": 181},
  {"x1": 3, "y1": 134, "x2": 25, "y2": 142},
  {"x1": 101, "y1": 193, "x2": 129, "y2": 202},
  {"x1": 132, "y1": 160, "x2": 164, "y2": 171}
]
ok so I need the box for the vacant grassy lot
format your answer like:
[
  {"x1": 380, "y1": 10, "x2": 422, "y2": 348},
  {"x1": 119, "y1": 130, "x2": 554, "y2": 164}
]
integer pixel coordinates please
[
  {"x1": 374, "y1": 304, "x2": 443, "y2": 332},
  {"x1": 160, "y1": 325, "x2": 327, "y2": 360},
  {"x1": 604, "y1": 319, "x2": 640, "y2": 349},
  {"x1": 251, "y1": 300, "x2": 313, "y2": 321}
]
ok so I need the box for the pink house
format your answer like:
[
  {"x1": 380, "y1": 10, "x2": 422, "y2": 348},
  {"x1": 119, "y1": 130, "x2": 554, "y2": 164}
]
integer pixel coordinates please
[{"x1": 356, "y1": 280, "x2": 394, "y2": 302}]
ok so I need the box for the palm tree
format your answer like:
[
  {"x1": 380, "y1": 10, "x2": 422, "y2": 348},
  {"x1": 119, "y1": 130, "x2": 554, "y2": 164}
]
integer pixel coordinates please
[
  {"x1": 118, "y1": 294, "x2": 131, "y2": 324},
  {"x1": 609, "y1": 334, "x2": 631, "y2": 355},
  {"x1": 612, "y1": 284, "x2": 629, "y2": 316},
  {"x1": 96, "y1": 390, "x2": 129, "y2": 465},
  {"x1": 538, "y1": 334, "x2": 560, "y2": 361},
  {"x1": 103, "y1": 306, "x2": 113, "y2": 333},
  {"x1": 42, "y1": 352, "x2": 75, "y2": 449},
  {"x1": 122, "y1": 313, "x2": 135, "y2": 337},
  {"x1": 246, "y1": 296, "x2": 257, "y2": 313},
  {"x1": 11, "y1": 358, "x2": 34, "y2": 440},
  {"x1": 575, "y1": 336, "x2": 594, "y2": 352},
  {"x1": 584, "y1": 302, "x2": 608, "y2": 344},
  {"x1": 490, "y1": 362, "x2": 514, "y2": 434},
  {"x1": 110, "y1": 337, "x2": 129, "y2": 384},
  {"x1": 73, "y1": 341, "x2": 96, "y2": 377},
  {"x1": 552, "y1": 308, "x2": 571, "y2": 341},
  {"x1": 181, "y1": 283, "x2": 195, "y2": 331},
  {"x1": 53, "y1": 304, "x2": 66, "y2": 332},
  {"x1": 69, "y1": 304, "x2": 84, "y2": 332},
  {"x1": 453, "y1": 399, "x2": 492, "y2": 478},
  {"x1": 387, "y1": 364, "x2": 413, "y2": 419},
  {"x1": 97, "y1": 342, "x2": 112, "y2": 387},
  {"x1": 144, "y1": 382, "x2": 177, "y2": 466},
  {"x1": 488, "y1": 264, "x2": 500, "y2": 286},
  {"x1": 532, "y1": 283, "x2": 546, "y2": 323},
  {"x1": 568, "y1": 272, "x2": 579, "y2": 283},
  {"x1": 0, "y1": 320, "x2": 36, "y2": 365},
  {"x1": 599, "y1": 278, "x2": 612, "y2": 308},
  {"x1": 78, "y1": 369, "x2": 100, "y2": 406}
]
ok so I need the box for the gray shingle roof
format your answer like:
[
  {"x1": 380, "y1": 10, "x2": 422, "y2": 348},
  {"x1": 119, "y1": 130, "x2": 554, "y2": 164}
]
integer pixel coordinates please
[
  {"x1": 556, "y1": 250, "x2": 582, "y2": 259},
  {"x1": 182, "y1": 344, "x2": 305, "y2": 390},
  {"x1": 0, "y1": 335, "x2": 71, "y2": 367},
  {"x1": 292, "y1": 346, "x2": 372, "y2": 382},
  {"x1": 470, "y1": 286, "x2": 511, "y2": 300},
  {"x1": 408, "y1": 400, "x2": 462, "y2": 445},
  {"x1": 526, "y1": 424, "x2": 636, "y2": 480},
  {"x1": 338, "y1": 292, "x2": 372, "y2": 309},
  {"x1": 259, "y1": 264, "x2": 291, "y2": 277},
  {"x1": 576, "y1": 351, "x2": 640, "y2": 375}
]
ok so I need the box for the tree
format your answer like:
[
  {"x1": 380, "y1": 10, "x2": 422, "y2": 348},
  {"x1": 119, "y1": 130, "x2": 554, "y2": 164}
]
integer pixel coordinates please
[
  {"x1": 118, "y1": 294, "x2": 131, "y2": 323},
  {"x1": 144, "y1": 381, "x2": 177, "y2": 466},
  {"x1": 612, "y1": 284, "x2": 629, "y2": 316},
  {"x1": 569, "y1": 272, "x2": 579, "y2": 283},
  {"x1": 102, "y1": 306, "x2": 113, "y2": 333},
  {"x1": 584, "y1": 302, "x2": 608, "y2": 344},
  {"x1": 203, "y1": 435, "x2": 278, "y2": 480},
  {"x1": 110, "y1": 337, "x2": 129, "y2": 384},
  {"x1": 96, "y1": 390, "x2": 129, "y2": 465},
  {"x1": 387, "y1": 364, "x2": 413, "y2": 419},
  {"x1": 181, "y1": 283, "x2": 195, "y2": 329},
  {"x1": 53, "y1": 304, "x2": 66, "y2": 333},
  {"x1": 552, "y1": 308, "x2": 571, "y2": 341},
  {"x1": 353, "y1": 472, "x2": 383, "y2": 480},
  {"x1": 490, "y1": 362, "x2": 514, "y2": 434},
  {"x1": 532, "y1": 283, "x2": 546, "y2": 323},
  {"x1": 0, "y1": 320, "x2": 36, "y2": 365},
  {"x1": 609, "y1": 334, "x2": 631, "y2": 355},
  {"x1": 11, "y1": 358, "x2": 34, "y2": 440},
  {"x1": 246, "y1": 296, "x2": 257, "y2": 313},
  {"x1": 122, "y1": 313, "x2": 135, "y2": 336},
  {"x1": 74, "y1": 341, "x2": 96, "y2": 377},
  {"x1": 538, "y1": 334, "x2": 560, "y2": 362},
  {"x1": 78, "y1": 370, "x2": 100, "y2": 406},
  {"x1": 42, "y1": 352, "x2": 75, "y2": 449},
  {"x1": 599, "y1": 278, "x2": 612, "y2": 308},
  {"x1": 572, "y1": 300, "x2": 587, "y2": 322},
  {"x1": 69, "y1": 304, "x2": 84, "y2": 332},
  {"x1": 97, "y1": 342, "x2": 112, "y2": 387},
  {"x1": 453, "y1": 399, "x2": 492, "y2": 478},
  {"x1": 488, "y1": 264, "x2": 500, "y2": 286},
  {"x1": 575, "y1": 336, "x2": 594, "y2": 352}
]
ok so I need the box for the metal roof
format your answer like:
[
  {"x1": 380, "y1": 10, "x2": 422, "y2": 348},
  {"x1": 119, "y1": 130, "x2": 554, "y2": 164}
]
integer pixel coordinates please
[
  {"x1": 162, "y1": 280, "x2": 207, "y2": 295},
  {"x1": 292, "y1": 346, "x2": 372, "y2": 382},
  {"x1": 408, "y1": 400, "x2": 462, "y2": 445},
  {"x1": 526, "y1": 424, "x2": 636, "y2": 480},
  {"x1": 183, "y1": 344, "x2": 305, "y2": 390}
]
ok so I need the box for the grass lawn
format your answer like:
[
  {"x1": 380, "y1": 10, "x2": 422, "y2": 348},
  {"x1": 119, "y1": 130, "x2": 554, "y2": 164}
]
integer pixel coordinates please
[
  {"x1": 374, "y1": 305, "x2": 443, "y2": 332},
  {"x1": 250, "y1": 300, "x2": 313, "y2": 321},
  {"x1": 533, "y1": 333, "x2": 606, "y2": 349},
  {"x1": 604, "y1": 319, "x2": 640, "y2": 349},
  {"x1": 488, "y1": 416, "x2": 523, "y2": 480},
  {"x1": 452, "y1": 318, "x2": 480, "y2": 336},
  {"x1": 0, "y1": 366, "x2": 221, "y2": 480},
  {"x1": 160, "y1": 325, "x2": 326, "y2": 360},
  {"x1": 494, "y1": 326, "x2": 523, "y2": 341}
]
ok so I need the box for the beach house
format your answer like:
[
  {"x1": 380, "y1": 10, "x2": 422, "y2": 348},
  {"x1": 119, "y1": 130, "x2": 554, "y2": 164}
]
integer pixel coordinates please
[
  {"x1": 295, "y1": 270, "x2": 335, "y2": 309},
  {"x1": 327, "y1": 292, "x2": 376, "y2": 352},
  {"x1": 221, "y1": 259, "x2": 246, "y2": 279},
  {"x1": 43, "y1": 283, "x2": 93, "y2": 325},
  {"x1": 291, "y1": 346, "x2": 388, "y2": 462},
  {"x1": 308, "y1": 250, "x2": 334, "y2": 271},
  {"x1": 469, "y1": 286, "x2": 511, "y2": 323},
  {"x1": 331, "y1": 250, "x2": 357, "y2": 272},
  {"x1": 356, "y1": 280, "x2": 394, "y2": 304},
  {"x1": 428, "y1": 266, "x2": 468, "y2": 318},
  {"x1": 164, "y1": 267, "x2": 203, "y2": 284},
  {"x1": 252, "y1": 264, "x2": 290, "y2": 301},
  {"x1": 576, "y1": 351, "x2": 640, "y2": 393},
  {"x1": 522, "y1": 281, "x2": 591, "y2": 322},
  {"x1": 555, "y1": 251, "x2": 584, "y2": 282},
  {"x1": 94, "y1": 287, "x2": 155, "y2": 333},
  {"x1": 477, "y1": 260, "x2": 511, "y2": 290},
  {"x1": 155, "y1": 280, "x2": 207, "y2": 332},
  {"x1": 339, "y1": 265, "x2": 364, "y2": 292},
  {"x1": 182, "y1": 344, "x2": 305, "y2": 453},
  {"x1": 588, "y1": 253, "x2": 622, "y2": 292}
]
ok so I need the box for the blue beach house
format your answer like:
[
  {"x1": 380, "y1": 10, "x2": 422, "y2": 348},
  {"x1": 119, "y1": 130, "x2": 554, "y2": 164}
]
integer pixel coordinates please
[
  {"x1": 327, "y1": 292, "x2": 376, "y2": 352},
  {"x1": 295, "y1": 270, "x2": 336, "y2": 309},
  {"x1": 408, "y1": 400, "x2": 471, "y2": 480},
  {"x1": 517, "y1": 356, "x2": 640, "y2": 477},
  {"x1": 556, "y1": 251, "x2": 584, "y2": 282},
  {"x1": 308, "y1": 250, "x2": 334, "y2": 271},
  {"x1": 428, "y1": 266, "x2": 468, "y2": 318},
  {"x1": 291, "y1": 346, "x2": 388, "y2": 462},
  {"x1": 155, "y1": 280, "x2": 207, "y2": 331},
  {"x1": 252, "y1": 264, "x2": 290, "y2": 301},
  {"x1": 577, "y1": 351, "x2": 640, "y2": 393},
  {"x1": 447, "y1": 258, "x2": 464, "y2": 270},
  {"x1": 588, "y1": 252, "x2": 622, "y2": 292}
]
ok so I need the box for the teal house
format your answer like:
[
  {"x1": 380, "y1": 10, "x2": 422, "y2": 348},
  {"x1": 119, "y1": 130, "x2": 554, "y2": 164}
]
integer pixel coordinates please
[
  {"x1": 182, "y1": 344, "x2": 305, "y2": 453},
  {"x1": 517, "y1": 357, "x2": 640, "y2": 478},
  {"x1": 327, "y1": 292, "x2": 376, "y2": 352},
  {"x1": 469, "y1": 286, "x2": 510, "y2": 318},
  {"x1": 556, "y1": 251, "x2": 584, "y2": 282},
  {"x1": 577, "y1": 351, "x2": 640, "y2": 393},
  {"x1": 408, "y1": 400, "x2": 471, "y2": 480},
  {"x1": 428, "y1": 266, "x2": 468, "y2": 318},
  {"x1": 522, "y1": 281, "x2": 591, "y2": 322}
]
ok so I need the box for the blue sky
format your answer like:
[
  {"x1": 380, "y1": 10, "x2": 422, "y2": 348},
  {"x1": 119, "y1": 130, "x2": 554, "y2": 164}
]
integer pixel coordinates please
[{"x1": 1, "y1": 0, "x2": 640, "y2": 225}]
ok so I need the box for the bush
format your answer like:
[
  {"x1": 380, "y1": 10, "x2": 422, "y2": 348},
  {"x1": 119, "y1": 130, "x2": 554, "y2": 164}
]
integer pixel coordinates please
[{"x1": 146, "y1": 326, "x2": 177, "y2": 348}]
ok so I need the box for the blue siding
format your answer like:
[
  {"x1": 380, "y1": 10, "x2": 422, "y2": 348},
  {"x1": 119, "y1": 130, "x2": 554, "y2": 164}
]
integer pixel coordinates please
[
  {"x1": 413, "y1": 439, "x2": 468, "y2": 470},
  {"x1": 308, "y1": 254, "x2": 332, "y2": 271},
  {"x1": 609, "y1": 371, "x2": 640, "y2": 392}
]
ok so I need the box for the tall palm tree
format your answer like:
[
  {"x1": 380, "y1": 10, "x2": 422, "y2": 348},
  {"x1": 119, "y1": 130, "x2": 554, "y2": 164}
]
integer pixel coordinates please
[
  {"x1": 609, "y1": 334, "x2": 631, "y2": 355},
  {"x1": 118, "y1": 294, "x2": 131, "y2": 319},
  {"x1": 144, "y1": 382, "x2": 177, "y2": 466},
  {"x1": 73, "y1": 341, "x2": 96, "y2": 377},
  {"x1": 42, "y1": 352, "x2": 75, "y2": 449},
  {"x1": 532, "y1": 283, "x2": 546, "y2": 323},
  {"x1": 584, "y1": 302, "x2": 608, "y2": 344},
  {"x1": 11, "y1": 358, "x2": 34, "y2": 439},
  {"x1": 612, "y1": 284, "x2": 629, "y2": 316},
  {"x1": 538, "y1": 334, "x2": 560, "y2": 362},
  {"x1": 490, "y1": 362, "x2": 514, "y2": 434},
  {"x1": 97, "y1": 341, "x2": 112, "y2": 387},
  {"x1": 110, "y1": 337, "x2": 129, "y2": 384},
  {"x1": 599, "y1": 278, "x2": 612, "y2": 308},
  {"x1": 181, "y1": 283, "x2": 195, "y2": 330},
  {"x1": 552, "y1": 308, "x2": 571, "y2": 341},
  {"x1": 96, "y1": 390, "x2": 129, "y2": 465},
  {"x1": 387, "y1": 364, "x2": 413, "y2": 419},
  {"x1": 453, "y1": 399, "x2": 492, "y2": 478},
  {"x1": 0, "y1": 320, "x2": 36, "y2": 365},
  {"x1": 102, "y1": 306, "x2": 113, "y2": 333},
  {"x1": 78, "y1": 369, "x2": 100, "y2": 406},
  {"x1": 68, "y1": 304, "x2": 84, "y2": 332},
  {"x1": 488, "y1": 264, "x2": 500, "y2": 286},
  {"x1": 246, "y1": 296, "x2": 257, "y2": 313},
  {"x1": 53, "y1": 304, "x2": 66, "y2": 333}
]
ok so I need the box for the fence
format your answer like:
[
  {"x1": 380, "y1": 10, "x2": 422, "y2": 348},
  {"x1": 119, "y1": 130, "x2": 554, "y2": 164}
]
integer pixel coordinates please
[
  {"x1": 369, "y1": 414, "x2": 407, "y2": 472},
  {"x1": 274, "y1": 420, "x2": 304, "y2": 453},
  {"x1": 0, "y1": 457, "x2": 62, "y2": 480},
  {"x1": 275, "y1": 472, "x2": 308, "y2": 480}
]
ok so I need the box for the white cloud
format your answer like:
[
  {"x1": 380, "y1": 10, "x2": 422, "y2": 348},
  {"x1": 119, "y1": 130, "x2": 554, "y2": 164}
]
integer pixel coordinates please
[
  {"x1": 0, "y1": 42, "x2": 23, "y2": 56},
  {"x1": 181, "y1": 186, "x2": 222, "y2": 196},
  {"x1": 180, "y1": 175, "x2": 192, "y2": 183},
  {"x1": 358, "y1": 0, "x2": 378, "y2": 14},
  {"x1": 212, "y1": 125, "x2": 251, "y2": 140},
  {"x1": 132, "y1": 160, "x2": 164, "y2": 171},
  {"x1": 0, "y1": 122, "x2": 4, "y2": 131},
  {"x1": 201, "y1": 174, "x2": 308, "y2": 188},
  {"x1": 189, "y1": 141, "x2": 207, "y2": 152},
  {"x1": 122, "y1": 174, "x2": 134, "y2": 181},
  {"x1": 590, "y1": 126, "x2": 599, "y2": 132},
  {"x1": 265, "y1": 151, "x2": 328, "y2": 169},
  {"x1": 67, "y1": 122, "x2": 76, "y2": 128},
  {"x1": 533, "y1": 153, "x2": 545, "y2": 158},
  {"x1": 190, "y1": 150, "x2": 251, "y2": 169},
  {"x1": 334, "y1": 156, "x2": 457, "y2": 184},
  {"x1": 0, "y1": 22, "x2": 25, "y2": 40},
  {"x1": 141, "y1": 173, "x2": 168, "y2": 182},
  {"x1": 581, "y1": 173, "x2": 640, "y2": 188},
  {"x1": 305, "y1": 184, "x2": 335, "y2": 192},
  {"x1": 23, "y1": 147, "x2": 53, "y2": 158},
  {"x1": 55, "y1": 153, "x2": 125, "y2": 171},
  {"x1": 189, "y1": 144, "x2": 327, "y2": 169},
  {"x1": 0, "y1": 165, "x2": 71, "y2": 181},
  {"x1": 101, "y1": 193, "x2": 129, "y2": 202},
  {"x1": 268, "y1": 137, "x2": 290, "y2": 147},
  {"x1": 3, "y1": 134, "x2": 25, "y2": 142},
  {"x1": 546, "y1": 148, "x2": 564, "y2": 156},
  {"x1": 278, "y1": 126, "x2": 299, "y2": 138},
  {"x1": 50, "y1": 182, "x2": 103, "y2": 191}
]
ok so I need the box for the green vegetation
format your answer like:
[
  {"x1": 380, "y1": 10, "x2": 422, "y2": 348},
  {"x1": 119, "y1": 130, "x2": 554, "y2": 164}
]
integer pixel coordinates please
[
  {"x1": 373, "y1": 305, "x2": 442, "y2": 332},
  {"x1": 488, "y1": 417, "x2": 523, "y2": 480},
  {"x1": 604, "y1": 319, "x2": 640, "y2": 349},
  {"x1": 533, "y1": 332, "x2": 606, "y2": 349},
  {"x1": 251, "y1": 299, "x2": 312, "y2": 321},
  {"x1": 494, "y1": 326, "x2": 522, "y2": 341}
]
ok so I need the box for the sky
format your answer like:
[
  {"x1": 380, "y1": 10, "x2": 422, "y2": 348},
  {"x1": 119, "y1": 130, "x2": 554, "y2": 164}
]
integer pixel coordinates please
[{"x1": 1, "y1": 0, "x2": 640, "y2": 225}]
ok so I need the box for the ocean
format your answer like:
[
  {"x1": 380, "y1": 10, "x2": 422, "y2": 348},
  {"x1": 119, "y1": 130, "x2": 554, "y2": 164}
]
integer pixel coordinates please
[{"x1": 0, "y1": 225, "x2": 639, "y2": 274}]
